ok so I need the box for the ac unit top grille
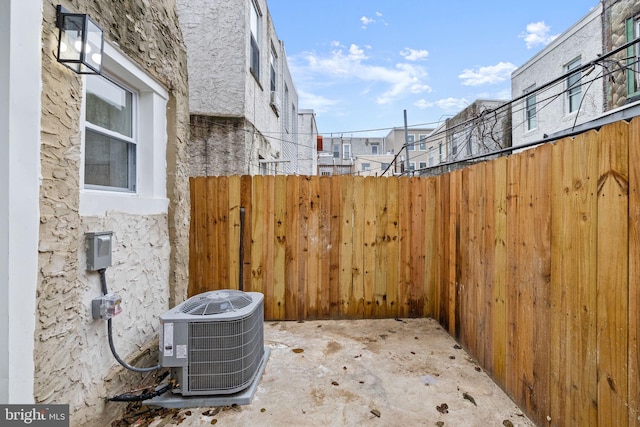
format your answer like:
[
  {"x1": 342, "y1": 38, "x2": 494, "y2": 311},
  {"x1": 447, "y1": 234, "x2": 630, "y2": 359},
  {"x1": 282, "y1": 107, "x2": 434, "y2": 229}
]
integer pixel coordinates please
[{"x1": 179, "y1": 290, "x2": 253, "y2": 315}]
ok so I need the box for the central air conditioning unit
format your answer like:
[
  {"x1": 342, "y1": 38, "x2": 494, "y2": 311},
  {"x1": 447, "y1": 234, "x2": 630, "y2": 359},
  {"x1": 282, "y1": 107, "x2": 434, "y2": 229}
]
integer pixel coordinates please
[{"x1": 159, "y1": 290, "x2": 264, "y2": 396}]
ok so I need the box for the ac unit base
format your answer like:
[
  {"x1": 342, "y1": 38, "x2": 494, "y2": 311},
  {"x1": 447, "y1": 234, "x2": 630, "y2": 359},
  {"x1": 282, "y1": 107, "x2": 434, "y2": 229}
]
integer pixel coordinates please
[{"x1": 143, "y1": 347, "x2": 270, "y2": 409}]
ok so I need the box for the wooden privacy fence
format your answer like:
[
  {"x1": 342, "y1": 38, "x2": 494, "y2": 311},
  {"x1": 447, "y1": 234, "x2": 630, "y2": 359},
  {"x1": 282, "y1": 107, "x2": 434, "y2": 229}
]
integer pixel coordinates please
[{"x1": 189, "y1": 118, "x2": 639, "y2": 427}]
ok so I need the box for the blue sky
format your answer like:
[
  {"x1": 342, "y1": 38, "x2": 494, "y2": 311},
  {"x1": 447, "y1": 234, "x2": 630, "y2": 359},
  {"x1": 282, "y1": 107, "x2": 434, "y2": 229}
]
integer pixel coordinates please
[{"x1": 268, "y1": 0, "x2": 600, "y2": 137}]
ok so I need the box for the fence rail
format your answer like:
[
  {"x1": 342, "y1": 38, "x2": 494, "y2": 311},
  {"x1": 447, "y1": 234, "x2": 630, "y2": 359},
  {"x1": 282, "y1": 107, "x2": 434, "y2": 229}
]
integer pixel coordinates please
[{"x1": 189, "y1": 118, "x2": 639, "y2": 427}]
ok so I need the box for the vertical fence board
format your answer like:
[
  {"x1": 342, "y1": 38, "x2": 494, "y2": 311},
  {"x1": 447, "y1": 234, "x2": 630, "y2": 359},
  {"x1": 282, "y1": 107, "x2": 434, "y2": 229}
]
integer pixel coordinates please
[
  {"x1": 492, "y1": 157, "x2": 508, "y2": 389},
  {"x1": 409, "y1": 178, "x2": 425, "y2": 317},
  {"x1": 423, "y1": 177, "x2": 438, "y2": 317},
  {"x1": 386, "y1": 177, "x2": 400, "y2": 318},
  {"x1": 240, "y1": 175, "x2": 253, "y2": 292},
  {"x1": 217, "y1": 177, "x2": 230, "y2": 288},
  {"x1": 329, "y1": 176, "x2": 343, "y2": 317},
  {"x1": 352, "y1": 177, "x2": 365, "y2": 318},
  {"x1": 550, "y1": 138, "x2": 570, "y2": 427},
  {"x1": 459, "y1": 167, "x2": 473, "y2": 349},
  {"x1": 597, "y1": 121, "x2": 629, "y2": 427},
  {"x1": 397, "y1": 177, "x2": 411, "y2": 318},
  {"x1": 505, "y1": 153, "x2": 521, "y2": 401},
  {"x1": 228, "y1": 176, "x2": 241, "y2": 290},
  {"x1": 374, "y1": 178, "x2": 389, "y2": 317},
  {"x1": 449, "y1": 170, "x2": 462, "y2": 337},
  {"x1": 271, "y1": 176, "x2": 286, "y2": 320},
  {"x1": 629, "y1": 118, "x2": 640, "y2": 427},
  {"x1": 250, "y1": 176, "x2": 266, "y2": 313},
  {"x1": 318, "y1": 176, "x2": 332, "y2": 318},
  {"x1": 340, "y1": 177, "x2": 355, "y2": 317},
  {"x1": 481, "y1": 161, "x2": 495, "y2": 374},
  {"x1": 518, "y1": 150, "x2": 536, "y2": 413},
  {"x1": 532, "y1": 143, "x2": 552, "y2": 423},
  {"x1": 285, "y1": 176, "x2": 300, "y2": 320},
  {"x1": 363, "y1": 177, "x2": 377, "y2": 318},
  {"x1": 437, "y1": 173, "x2": 451, "y2": 330},
  {"x1": 306, "y1": 176, "x2": 320, "y2": 318},
  {"x1": 297, "y1": 177, "x2": 310, "y2": 321},
  {"x1": 207, "y1": 177, "x2": 221, "y2": 290}
]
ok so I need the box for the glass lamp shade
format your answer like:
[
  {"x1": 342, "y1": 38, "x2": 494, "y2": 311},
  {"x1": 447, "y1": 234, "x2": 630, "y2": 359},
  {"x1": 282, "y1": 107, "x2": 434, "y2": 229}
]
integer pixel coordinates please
[{"x1": 56, "y1": 6, "x2": 103, "y2": 74}]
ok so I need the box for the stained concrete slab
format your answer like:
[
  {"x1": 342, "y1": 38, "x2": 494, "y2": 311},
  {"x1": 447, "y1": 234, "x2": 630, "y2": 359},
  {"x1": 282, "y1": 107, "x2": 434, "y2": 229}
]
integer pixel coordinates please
[{"x1": 135, "y1": 318, "x2": 535, "y2": 427}]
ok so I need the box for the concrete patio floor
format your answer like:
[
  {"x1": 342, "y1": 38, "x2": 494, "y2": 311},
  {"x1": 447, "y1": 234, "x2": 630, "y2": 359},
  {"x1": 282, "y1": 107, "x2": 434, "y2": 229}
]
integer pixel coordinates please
[{"x1": 127, "y1": 318, "x2": 534, "y2": 427}]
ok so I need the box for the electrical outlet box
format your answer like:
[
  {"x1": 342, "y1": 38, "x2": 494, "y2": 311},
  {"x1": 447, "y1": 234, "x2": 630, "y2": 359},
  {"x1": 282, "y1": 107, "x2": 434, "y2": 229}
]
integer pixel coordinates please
[
  {"x1": 86, "y1": 231, "x2": 113, "y2": 270},
  {"x1": 92, "y1": 293, "x2": 123, "y2": 320}
]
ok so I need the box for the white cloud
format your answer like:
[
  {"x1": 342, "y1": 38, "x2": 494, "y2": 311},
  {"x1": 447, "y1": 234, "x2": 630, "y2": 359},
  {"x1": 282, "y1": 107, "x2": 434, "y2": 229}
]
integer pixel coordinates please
[
  {"x1": 519, "y1": 21, "x2": 558, "y2": 49},
  {"x1": 295, "y1": 44, "x2": 431, "y2": 105},
  {"x1": 415, "y1": 97, "x2": 469, "y2": 111},
  {"x1": 375, "y1": 11, "x2": 382, "y2": 17},
  {"x1": 400, "y1": 48, "x2": 429, "y2": 61},
  {"x1": 361, "y1": 16, "x2": 375, "y2": 29},
  {"x1": 297, "y1": 89, "x2": 339, "y2": 114},
  {"x1": 458, "y1": 62, "x2": 517, "y2": 86}
]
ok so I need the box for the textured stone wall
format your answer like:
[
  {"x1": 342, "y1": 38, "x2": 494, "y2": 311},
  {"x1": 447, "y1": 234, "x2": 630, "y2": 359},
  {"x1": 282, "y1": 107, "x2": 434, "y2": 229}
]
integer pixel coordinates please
[
  {"x1": 603, "y1": 0, "x2": 640, "y2": 109},
  {"x1": 190, "y1": 115, "x2": 279, "y2": 176},
  {"x1": 38, "y1": 0, "x2": 189, "y2": 425}
]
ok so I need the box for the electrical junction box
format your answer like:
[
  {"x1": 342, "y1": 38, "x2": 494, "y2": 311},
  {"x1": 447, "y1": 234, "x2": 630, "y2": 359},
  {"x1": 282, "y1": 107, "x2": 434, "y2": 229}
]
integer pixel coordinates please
[
  {"x1": 85, "y1": 231, "x2": 113, "y2": 270},
  {"x1": 92, "y1": 293, "x2": 122, "y2": 320}
]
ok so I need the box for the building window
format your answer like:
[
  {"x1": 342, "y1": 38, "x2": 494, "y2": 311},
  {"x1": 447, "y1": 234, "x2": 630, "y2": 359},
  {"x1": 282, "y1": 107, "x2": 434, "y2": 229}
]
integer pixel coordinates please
[
  {"x1": 333, "y1": 144, "x2": 340, "y2": 158},
  {"x1": 381, "y1": 162, "x2": 389, "y2": 171},
  {"x1": 407, "y1": 134, "x2": 415, "y2": 151},
  {"x1": 438, "y1": 143, "x2": 443, "y2": 161},
  {"x1": 270, "y1": 47, "x2": 277, "y2": 92},
  {"x1": 419, "y1": 134, "x2": 427, "y2": 151},
  {"x1": 429, "y1": 148, "x2": 434, "y2": 166},
  {"x1": 626, "y1": 16, "x2": 640, "y2": 97},
  {"x1": 81, "y1": 43, "x2": 169, "y2": 215},
  {"x1": 362, "y1": 163, "x2": 370, "y2": 171},
  {"x1": 371, "y1": 144, "x2": 379, "y2": 155},
  {"x1": 85, "y1": 76, "x2": 136, "y2": 191},
  {"x1": 525, "y1": 85, "x2": 537, "y2": 131},
  {"x1": 419, "y1": 161, "x2": 427, "y2": 169},
  {"x1": 343, "y1": 144, "x2": 351, "y2": 159},
  {"x1": 567, "y1": 57, "x2": 582, "y2": 113},
  {"x1": 249, "y1": 1, "x2": 260, "y2": 79},
  {"x1": 409, "y1": 162, "x2": 415, "y2": 171}
]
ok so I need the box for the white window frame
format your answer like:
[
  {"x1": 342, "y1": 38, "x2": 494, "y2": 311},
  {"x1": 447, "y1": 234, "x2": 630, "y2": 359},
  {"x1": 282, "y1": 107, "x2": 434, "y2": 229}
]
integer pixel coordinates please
[
  {"x1": 525, "y1": 85, "x2": 537, "y2": 131},
  {"x1": 419, "y1": 134, "x2": 427, "y2": 151},
  {"x1": 419, "y1": 161, "x2": 427, "y2": 169},
  {"x1": 343, "y1": 143, "x2": 351, "y2": 159},
  {"x1": 566, "y1": 57, "x2": 582, "y2": 114},
  {"x1": 80, "y1": 42, "x2": 169, "y2": 216},
  {"x1": 407, "y1": 134, "x2": 415, "y2": 151},
  {"x1": 249, "y1": 0, "x2": 261, "y2": 80}
]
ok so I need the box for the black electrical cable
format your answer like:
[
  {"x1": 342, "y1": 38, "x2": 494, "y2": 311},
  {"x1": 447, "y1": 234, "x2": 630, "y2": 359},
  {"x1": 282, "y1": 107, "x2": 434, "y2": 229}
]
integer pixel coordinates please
[
  {"x1": 108, "y1": 383, "x2": 173, "y2": 402},
  {"x1": 98, "y1": 268, "x2": 161, "y2": 373}
]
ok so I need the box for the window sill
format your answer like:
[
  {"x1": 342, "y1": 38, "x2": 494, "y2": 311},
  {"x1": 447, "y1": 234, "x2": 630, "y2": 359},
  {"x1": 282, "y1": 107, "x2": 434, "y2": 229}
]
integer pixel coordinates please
[{"x1": 80, "y1": 191, "x2": 169, "y2": 216}]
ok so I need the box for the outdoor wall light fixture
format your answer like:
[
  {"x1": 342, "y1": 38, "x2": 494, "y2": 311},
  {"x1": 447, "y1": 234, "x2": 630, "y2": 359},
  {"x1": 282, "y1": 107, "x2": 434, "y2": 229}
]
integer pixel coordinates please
[{"x1": 56, "y1": 5, "x2": 104, "y2": 74}]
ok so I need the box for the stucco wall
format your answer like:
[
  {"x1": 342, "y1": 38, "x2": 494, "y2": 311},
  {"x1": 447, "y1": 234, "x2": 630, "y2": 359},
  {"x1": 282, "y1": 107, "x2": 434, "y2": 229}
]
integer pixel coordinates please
[
  {"x1": 179, "y1": 0, "x2": 295, "y2": 176},
  {"x1": 38, "y1": 0, "x2": 189, "y2": 425}
]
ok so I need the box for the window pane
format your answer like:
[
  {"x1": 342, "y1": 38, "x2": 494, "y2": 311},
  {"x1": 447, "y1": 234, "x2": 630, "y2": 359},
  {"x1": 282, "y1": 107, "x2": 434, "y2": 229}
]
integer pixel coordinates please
[
  {"x1": 85, "y1": 129, "x2": 134, "y2": 189},
  {"x1": 86, "y1": 76, "x2": 133, "y2": 137}
]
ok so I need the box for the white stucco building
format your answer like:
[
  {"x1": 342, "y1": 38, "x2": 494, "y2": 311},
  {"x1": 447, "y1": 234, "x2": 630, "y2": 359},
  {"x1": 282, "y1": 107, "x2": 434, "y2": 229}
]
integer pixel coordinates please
[
  {"x1": 177, "y1": 0, "x2": 316, "y2": 176},
  {"x1": 511, "y1": 3, "x2": 604, "y2": 148}
]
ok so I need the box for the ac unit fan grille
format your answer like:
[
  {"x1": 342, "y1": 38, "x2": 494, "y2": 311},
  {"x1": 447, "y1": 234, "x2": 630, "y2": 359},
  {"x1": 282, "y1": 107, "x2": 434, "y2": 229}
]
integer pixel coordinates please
[
  {"x1": 187, "y1": 303, "x2": 264, "y2": 393},
  {"x1": 180, "y1": 290, "x2": 253, "y2": 315}
]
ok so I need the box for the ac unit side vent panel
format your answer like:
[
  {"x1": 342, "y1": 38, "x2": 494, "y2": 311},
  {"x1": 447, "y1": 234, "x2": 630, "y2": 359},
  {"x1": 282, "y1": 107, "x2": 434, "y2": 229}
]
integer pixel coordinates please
[{"x1": 187, "y1": 304, "x2": 264, "y2": 394}]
